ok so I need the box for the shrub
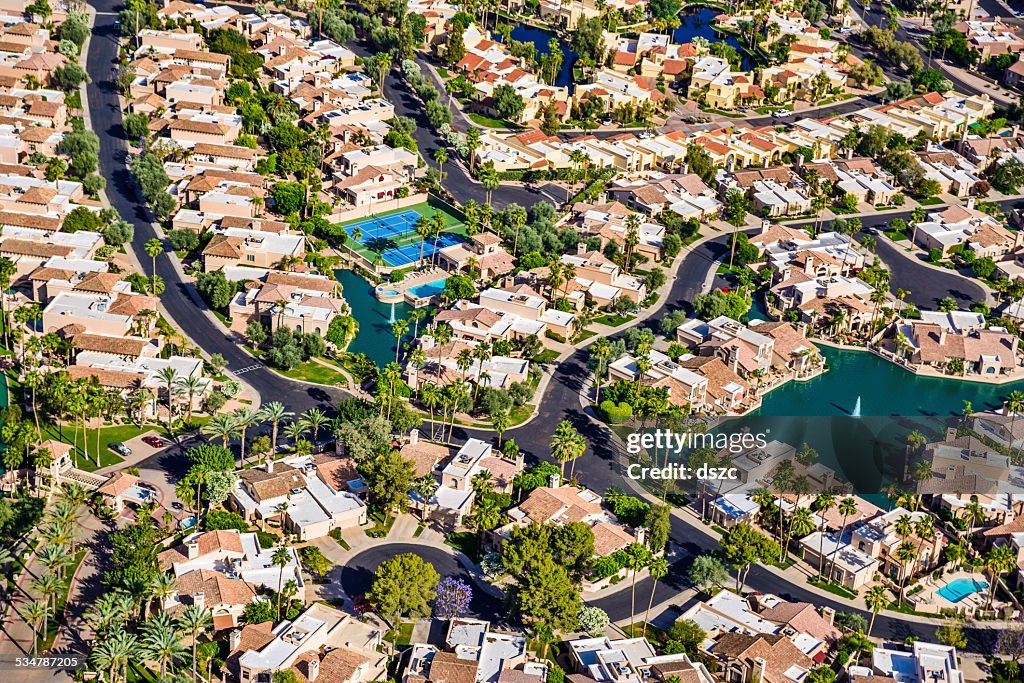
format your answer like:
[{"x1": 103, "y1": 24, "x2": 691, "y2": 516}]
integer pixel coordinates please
[
  {"x1": 601, "y1": 400, "x2": 633, "y2": 424},
  {"x1": 545, "y1": 329, "x2": 566, "y2": 343},
  {"x1": 204, "y1": 510, "x2": 249, "y2": 532}
]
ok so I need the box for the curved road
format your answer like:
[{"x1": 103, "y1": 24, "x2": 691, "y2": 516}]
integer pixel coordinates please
[{"x1": 84, "y1": 2, "x2": 998, "y2": 651}]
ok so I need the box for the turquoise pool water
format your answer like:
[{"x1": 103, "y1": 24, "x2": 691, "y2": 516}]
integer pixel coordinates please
[
  {"x1": 937, "y1": 578, "x2": 988, "y2": 603},
  {"x1": 408, "y1": 279, "x2": 447, "y2": 299},
  {"x1": 336, "y1": 269, "x2": 412, "y2": 367}
]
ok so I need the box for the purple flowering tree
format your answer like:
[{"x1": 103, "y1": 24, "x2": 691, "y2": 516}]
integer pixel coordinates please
[
  {"x1": 433, "y1": 576, "x2": 473, "y2": 620},
  {"x1": 994, "y1": 620, "x2": 1024, "y2": 662}
]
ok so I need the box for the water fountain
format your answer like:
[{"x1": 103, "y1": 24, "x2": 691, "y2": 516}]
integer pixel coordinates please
[
  {"x1": 389, "y1": 302, "x2": 396, "y2": 324},
  {"x1": 851, "y1": 396, "x2": 861, "y2": 418}
]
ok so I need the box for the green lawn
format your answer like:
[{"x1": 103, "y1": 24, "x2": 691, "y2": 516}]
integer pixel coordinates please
[
  {"x1": 533, "y1": 349, "x2": 560, "y2": 364},
  {"x1": 916, "y1": 196, "x2": 944, "y2": 206},
  {"x1": 445, "y1": 531, "x2": 478, "y2": 560},
  {"x1": 885, "y1": 230, "x2": 909, "y2": 241},
  {"x1": 336, "y1": 198, "x2": 465, "y2": 265},
  {"x1": 273, "y1": 361, "x2": 349, "y2": 387},
  {"x1": 365, "y1": 512, "x2": 395, "y2": 538},
  {"x1": 509, "y1": 403, "x2": 535, "y2": 426},
  {"x1": 40, "y1": 422, "x2": 159, "y2": 472},
  {"x1": 808, "y1": 577, "x2": 858, "y2": 599},
  {"x1": 437, "y1": 67, "x2": 449, "y2": 78},
  {"x1": 467, "y1": 112, "x2": 519, "y2": 129},
  {"x1": 594, "y1": 313, "x2": 635, "y2": 327}
]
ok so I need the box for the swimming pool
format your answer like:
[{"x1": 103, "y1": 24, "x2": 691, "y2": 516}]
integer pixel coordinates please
[
  {"x1": 407, "y1": 279, "x2": 447, "y2": 299},
  {"x1": 937, "y1": 578, "x2": 988, "y2": 603}
]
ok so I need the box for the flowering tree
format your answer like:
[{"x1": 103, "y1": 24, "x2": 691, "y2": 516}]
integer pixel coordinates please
[
  {"x1": 433, "y1": 576, "x2": 472, "y2": 620},
  {"x1": 577, "y1": 606, "x2": 609, "y2": 635},
  {"x1": 994, "y1": 620, "x2": 1024, "y2": 662}
]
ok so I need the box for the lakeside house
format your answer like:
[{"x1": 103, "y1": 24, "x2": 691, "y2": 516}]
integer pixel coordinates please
[{"x1": 884, "y1": 310, "x2": 1021, "y2": 378}]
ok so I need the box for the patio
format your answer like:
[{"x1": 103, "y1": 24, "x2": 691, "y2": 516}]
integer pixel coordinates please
[{"x1": 906, "y1": 570, "x2": 995, "y2": 615}]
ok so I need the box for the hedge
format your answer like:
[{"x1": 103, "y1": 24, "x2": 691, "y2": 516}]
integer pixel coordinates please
[{"x1": 600, "y1": 400, "x2": 633, "y2": 424}]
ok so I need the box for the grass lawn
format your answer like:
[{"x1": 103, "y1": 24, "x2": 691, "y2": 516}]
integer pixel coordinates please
[
  {"x1": 365, "y1": 513, "x2": 395, "y2": 538},
  {"x1": 437, "y1": 67, "x2": 449, "y2": 78},
  {"x1": 413, "y1": 523, "x2": 425, "y2": 538},
  {"x1": 533, "y1": 349, "x2": 560, "y2": 364},
  {"x1": 329, "y1": 528, "x2": 351, "y2": 550},
  {"x1": 467, "y1": 112, "x2": 519, "y2": 128},
  {"x1": 916, "y1": 196, "x2": 943, "y2": 206},
  {"x1": 885, "y1": 230, "x2": 908, "y2": 241},
  {"x1": 445, "y1": 531, "x2": 478, "y2": 560},
  {"x1": 594, "y1": 313, "x2": 635, "y2": 327},
  {"x1": 273, "y1": 361, "x2": 349, "y2": 387},
  {"x1": 875, "y1": 205, "x2": 902, "y2": 211},
  {"x1": 386, "y1": 622, "x2": 414, "y2": 647},
  {"x1": 885, "y1": 600, "x2": 933, "y2": 617},
  {"x1": 808, "y1": 577, "x2": 858, "y2": 599},
  {"x1": 40, "y1": 422, "x2": 160, "y2": 472},
  {"x1": 508, "y1": 403, "x2": 535, "y2": 426},
  {"x1": 573, "y1": 329, "x2": 598, "y2": 343}
]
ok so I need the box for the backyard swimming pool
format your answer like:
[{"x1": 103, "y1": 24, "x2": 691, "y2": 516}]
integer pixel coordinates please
[
  {"x1": 407, "y1": 279, "x2": 447, "y2": 299},
  {"x1": 937, "y1": 578, "x2": 988, "y2": 603}
]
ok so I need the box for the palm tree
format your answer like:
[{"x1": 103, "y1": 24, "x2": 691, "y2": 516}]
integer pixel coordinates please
[
  {"x1": 827, "y1": 497, "x2": 858, "y2": 583},
  {"x1": 144, "y1": 238, "x2": 163, "y2": 295},
  {"x1": 412, "y1": 475, "x2": 439, "y2": 523},
  {"x1": 391, "y1": 318, "x2": 410, "y2": 363},
  {"x1": 259, "y1": 402, "x2": 293, "y2": 461},
  {"x1": 156, "y1": 367, "x2": 179, "y2": 423},
  {"x1": 895, "y1": 540, "x2": 918, "y2": 606},
  {"x1": 590, "y1": 337, "x2": 611, "y2": 402},
  {"x1": 624, "y1": 543, "x2": 648, "y2": 633},
  {"x1": 201, "y1": 413, "x2": 240, "y2": 451},
  {"x1": 300, "y1": 408, "x2": 329, "y2": 444},
  {"x1": 147, "y1": 572, "x2": 177, "y2": 620},
  {"x1": 283, "y1": 421, "x2": 306, "y2": 449},
  {"x1": 864, "y1": 584, "x2": 889, "y2": 636},
  {"x1": 38, "y1": 544, "x2": 70, "y2": 580},
  {"x1": 421, "y1": 383, "x2": 442, "y2": 440},
  {"x1": 272, "y1": 545, "x2": 292, "y2": 619},
  {"x1": 91, "y1": 629, "x2": 140, "y2": 683},
  {"x1": 492, "y1": 412, "x2": 510, "y2": 447},
  {"x1": 32, "y1": 572, "x2": 60, "y2": 616},
  {"x1": 233, "y1": 406, "x2": 261, "y2": 465},
  {"x1": 812, "y1": 493, "x2": 835, "y2": 580},
  {"x1": 22, "y1": 599, "x2": 48, "y2": 655},
  {"x1": 551, "y1": 419, "x2": 585, "y2": 480},
  {"x1": 642, "y1": 556, "x2": 668, "y2": 637},
  {"x1": 174, "y1": 375, "x2": 204, "y2": 423},
  {"x1": 143, "y1": 616, "x2": 186, "y2": 678},
  {"x1": 984, "y1": 545, "x2": 1015, "y2": 610},
  {"x1": 177, "y1": 604, "x2": 212, "y2": 683},
  {"x1": 433, "y1": 148, "x2": 448, "y2": 181}
]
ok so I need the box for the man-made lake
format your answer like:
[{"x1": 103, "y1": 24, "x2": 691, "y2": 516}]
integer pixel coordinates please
[
  {"x1": 509, "y1": 25, "x2": 577, "y2": 89},
  {"x1": 673, "y1": 7, "x2": 754, "y2": 71},
  {"x1": 336, "y1": 269, "x2": 412, "y2": 367}
]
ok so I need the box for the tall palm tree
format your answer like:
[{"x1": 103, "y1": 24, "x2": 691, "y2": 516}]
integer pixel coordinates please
[
  {"x1": 642, "y1": 556, "x2": 668, "y2": 637},
  {"x1": 895, "y1": 541, "x2": 918, "y2": 606},
  {"x1": 272, "y1": 545, "x2": 292, "y2": 619},
  {"x1": 391, "y1": 318, "x2": 410, "y2": 363},
  {"x1": 624, "y1": 543, "x2": 648, "y2": 633},
  {"x1": 984, "y1": 545, "x2": 1015, "y2": 610},
  {"x1": 412, "y1": 475, "x2": 439, "y2": 523},
  {"x1": 421, "y1": 382, "x2": 442, "y2": 441},
  {"x1": 282, "y1": 421, "x2": 306, "y2": 449},
  {"x1": 259, "y1": 402, "x2": 292, "y2": 461},
  {"x1": 812, "y1": 493, "x2": 835, "y2": 580},
  {"x1": 177, "y1": 604, "x2": 213, "y2": 683},
  {"x1": 864, "y1": 584, "x2": 889, "y2": 636},
  {"x1": 551, "y1": 419, "x2": 585, "y2": 480},
  {"x1": 32, "y1": 572, "x2": 60, "y2": 615},
  {"x1": 174, "y1": 375, "x2": 204, "y2": 423},
  {"x1": 90, "y1": 629, "x2": 139, "y2": 683},
  {"x1": 144, "y1": 238, "x2": 163, "y2": 295},
  {"x1": 827, "y1": 497, "x2": 858, "y2": 583},
  {"x1": 156, "y1": 367, "x2": 179, "y2": 423},
  {"x1": 590, "y1": 337, "x2": 611, "y2": 402},
  {"x1": 147, "y1": 572, "x2": 177, "y2": 620},
  {"x1": 22, "y1": 599, "x2": 48, "y2": 655},
  {"x1": 232, "y1": 406, "x2": 261, "y2": 465}
]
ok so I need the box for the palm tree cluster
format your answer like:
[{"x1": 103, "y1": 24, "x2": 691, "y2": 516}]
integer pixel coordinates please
[{"x1": 200, "y1": 404, "x2": 339, "y2": 465}]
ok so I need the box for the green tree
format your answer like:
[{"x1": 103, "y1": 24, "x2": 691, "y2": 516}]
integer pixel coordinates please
[
  {"x1": 368, "y1": 553, "x2": 440, "y2": 623},
  {"x1": 721, "y1": 523, "x2": 780, "y2": 592},
  {"x1": 362, "y1": 450, "x2": 416, "y2": 523}
]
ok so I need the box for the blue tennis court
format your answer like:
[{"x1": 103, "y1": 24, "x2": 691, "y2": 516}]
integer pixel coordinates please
[
  {"x1": 382, "y1": 233, "x2": 463, "y2": 267},
  {"x1": 343, "y1": 209, "x2": 423, "y2": 244}
]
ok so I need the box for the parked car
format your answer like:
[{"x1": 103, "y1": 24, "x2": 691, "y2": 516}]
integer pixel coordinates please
[
  {"x1": 109, "y1": 442, "x2": 131, "y2": 456},
  {"x1": 142, "y1": 435, "x2": 169, "y2": 448}
]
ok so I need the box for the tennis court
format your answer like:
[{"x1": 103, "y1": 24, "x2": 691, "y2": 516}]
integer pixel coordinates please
[
  {"x1": 343, "y1": 209, "x2": 423, "y2": 244},
  {"x1": 382, "y1": 233, "x2": 464, "y2": 267}
]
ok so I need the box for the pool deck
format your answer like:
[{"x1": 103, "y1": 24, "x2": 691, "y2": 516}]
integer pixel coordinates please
[
  {"x1": 374, "y1": 267, "x2": 448, "y2": 307},
  {"x1": 908, "y1": 570, "x2": 993, "y2": 614}
]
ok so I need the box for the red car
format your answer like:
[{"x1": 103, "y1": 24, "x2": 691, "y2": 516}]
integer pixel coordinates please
[{"x1": 142, "y1": 436, "x2": 169, "y2": 448}]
